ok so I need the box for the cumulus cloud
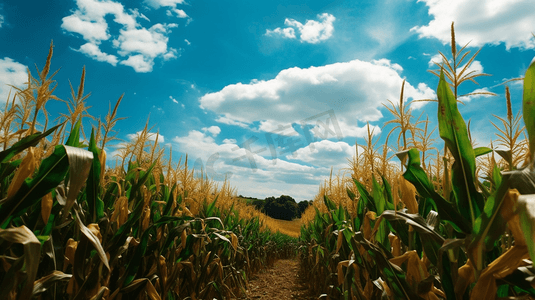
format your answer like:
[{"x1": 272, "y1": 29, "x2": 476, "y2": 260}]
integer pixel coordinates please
[
  {"x1": 289, "y1": 140, "x2": 358, "y2": 170},
  {"x1": 0, "y1": 14, "x2": 4, "y2": 28},
  {"x1": 258, "y1": 120, "x2": 299, "y2": 136},
  {"x1": 412, "y1": 0, "x2": 535, "y2": 49},
  {"x1": 75, "y1": 42, "x2": 118, "y2": 65},
  {"x1": 0, "y1": 58, "x2": 27, "y2": 103},
  {"x1": 145, "y1": 0, "x2": 185, "y2": 9},
  {"x1": 428, "y1": 53, "x2": 443, "y2": 67},
  {"x1": 145, "y1": 0, "x2": 189, "y2": 20},
  {"x1": 62, "y1": 0, "x2": 183, "y2": 72},
  {"x1": 266, "y1": 13, "x2": 335, "y2": 44},
  {"x1": 114, "y1": 23, "x2": 177, "y2": 58},
  {"x1": 172, "y1": 130, "x2": 330, "y2": 200},
  {"x1": 200, "y1": 58, "x2": 435, "y2": 138},
  {"x1": 170, "y1": 95, "x2": 179, "y2": 103},
  {"x1": 215, "y1": 115, "x2": 249, "y2": 128},
  {"x1": 203, "y1": 126, "x2": 221, "y2": 136},
  {"x1": 166, "y1": 8, "x2": 188, "y2": 18},
  {"x1": 120, "y1": 54, "x2": 154, "y2": 73},
  {"x1": 266, "y1": 27, "x2": 295, "y2": 39}
]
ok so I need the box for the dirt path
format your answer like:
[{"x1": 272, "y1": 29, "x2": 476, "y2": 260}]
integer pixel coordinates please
[{"x1": 237, "y1": 259, "x2": 314, "y2": 300}]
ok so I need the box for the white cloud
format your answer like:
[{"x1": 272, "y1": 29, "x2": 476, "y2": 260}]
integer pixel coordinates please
[
  {"x1": 203, "y1": 126, "x2": 221, "y2": 136},
  {"x1": 184, "y1": 39, "x2": 191, "y2": 45},
  {"x1": 215, "y1": 115, "x2": 249, "y2": 128},
  {"x1": 172, "y1": 130, "x2": 329, "y2": 200},
  {"x1": 266, "y1": 27, "x2": 296, "y2": 39},
  {"x1": 75, "y1": 42, "x2": 118, "y2": 65},
  {"x1": 114, "y1": 23, "x2": 177, "y2": 60},
  {"x1": 412, "y1": 0, "x2": 535, "y2": 49},
  {"x1": 145, "y1": 0, "x2": 185, "y2": 9},
  {"x1": 127, "y1": 131, "x2": 165, "y2": 143},
  {"x1": 163, "y1": 47, "x2": 180, "y2": 60},
  {"x1": 258, "y1": 120, "x2": 299, "y2": 136},
  {"x1": 428, "y1": 53, "x2": 443, "y2": 67},
  {"x1": 170, "y1": 95, "x2": 179, "y2": 103},
  {"x1": 61, "y1": 14, "x2": 110, "y2": 42},
  {"x1": 0, "y1": 58, "x2": 27, "y2": 103},
  {"x1": 120, "y1": 54, "x2": 153, "y2": 73},
  {"x1": 289, "y1": 140, "x2": 358, "y2": 170},
  {"x1": 200, "y1": 58, "x2": 435, "y2": 137},
  {"x1": 266, "y1": 13, "x2": 335, "y2": 44},
  {"x1": 0, "y1": 14, "x2": 4, "y2": 28},
  {"x1": 166, "y1": 8, "x2": 188, "y2": 18},
  {"x1": 62, "y1": 0, "x2": 184, "y2": 72}
]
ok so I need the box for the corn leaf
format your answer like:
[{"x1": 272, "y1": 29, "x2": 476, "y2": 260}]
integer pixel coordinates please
[
  {"x1": 0, "y1": 124, "x2": 61, "y2": 163},
  {"x1": 469, "y1": 163, "x2": 535, "y2": 272},
  {"x1": 0, "y1": 144, "x2": 69, "y2": 226},
  {"x1": 32, "y1": 271, "x2": 72, "y2": 297},
  {"x1": 74, "y1": 208, "x2": 110, "y2": 270},
  {"x1": 355, "y1": 232, "x2": 423, "y2": 300},
  {"x1": 86, "y1": 130, "x2": 103, "y2": 222},
  {"x1": 397, "y1": 148, "x2": 470, "y2": 233},
  {"x1": 61, "y1": 145, "x2": 93, "y2": 221},
  {"x1": 437, "y1": 70, "x2": 483, "y2": 226},
  {"x1": 382, "y1": 210, "x2": 444, "y2": 265},
  {"x1": 523, "y1": 57, "x2": 535, "y2": 159},
  {"x1": 0, "y1": 225, "x2": 41, "y2": 300},
  {"x1": 65, "y1": 118, "x2": 82, "y2": 147}
]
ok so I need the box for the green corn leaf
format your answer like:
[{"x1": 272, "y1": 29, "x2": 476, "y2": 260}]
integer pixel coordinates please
[
  {"x1": 469, "y1": 163, "x2": 535, "y2": 272},
  {"x1": 437, "y1": 70, "x2": 484, "y2": 226},
  {"x1": 0, "y1": 124, "x2": 62, "y2": 163},
  {"x1": 474, "y1": 147, "x2": 492, "y2": 157},
  {"x1": 515, "y1": 194, "x2": 535, "y2": 264},
  {"x1": 65, "y1": 119, "x2": 82, "y2": 147},
  {"x1": 206, "y1": 195, "x2": 218, "y2": 217},
  {"x1": 382, "y1": 210, "x2": 444, "y2": 265},
  {"x1": 323, "y1": 194, "x2": 337, "y2": 211},
  {"x1": 397, "y1": 148, "x2": 470, "y2": 233},
  {"x1": 354, "y1": 179, "x2": 376, "y2": 212},
  {"x1": 86, "y1": 129, "x2": 103, "y2": 223},
  {"x1": 0, "y1": 145, "x2": 69, "y2": 226},
  {"x1": 523, "y1": 57, "x2": 535, "y2": 160},
  {"x1": 123, "y1": 226, "x2": 152, "y2": 286},
  {"x1": 372, "y1": 175, "x2": 386, "y2": 215}
]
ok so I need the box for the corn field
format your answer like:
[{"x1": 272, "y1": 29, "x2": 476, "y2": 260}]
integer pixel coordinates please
[
  {"x1": 0, "y1": 42, "x2": 298, "y2": 299},
  {"x1": 298, "y1": 25, "x2": 535, "y2": 299}
]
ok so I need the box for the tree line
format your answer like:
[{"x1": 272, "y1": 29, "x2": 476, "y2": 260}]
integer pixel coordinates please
[{"x1": 240, "y1": 195, "x2": 313, "y2": 221}]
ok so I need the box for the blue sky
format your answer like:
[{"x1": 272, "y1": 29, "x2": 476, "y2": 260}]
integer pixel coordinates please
[{"x1": 1, "y1": 0, "x2": 534, "y2": 201}]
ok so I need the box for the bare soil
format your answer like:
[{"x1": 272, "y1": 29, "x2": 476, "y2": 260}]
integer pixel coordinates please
[{"x1": 235, "y1": 259, "x2": 315, "y2": 300}]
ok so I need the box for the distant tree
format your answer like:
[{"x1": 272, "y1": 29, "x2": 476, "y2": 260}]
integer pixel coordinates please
[
  {"x1": 261, "y1": 195, "x2": 298, "y2": 220},
  {"x1": 297, "y1": 200, "x2": 311, "y2": 217}
]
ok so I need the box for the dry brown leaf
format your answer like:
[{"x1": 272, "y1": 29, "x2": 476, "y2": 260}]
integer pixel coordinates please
[
  {"x1": 64, "y1": 238, "x2": 78, "y2": 272},
  {"x1": 7, "y1": 147, "x2": 37, "y2": 198},
  {"x1": 399, "y1": 176, "x2": 418, "y2": 214},
  {"x1": 41, "y1": 192, "x2": 53, "y2": 224},
  {"x1": 389, "y1": 250, "x2": 429, "y2": 286},
  {"x1": 455, "y1": 259, "x2": 475, "y2": 298},
  {"x1": 0, "y1": 225, "x2": 41, "y2": 300}
]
